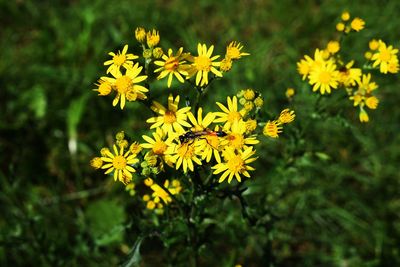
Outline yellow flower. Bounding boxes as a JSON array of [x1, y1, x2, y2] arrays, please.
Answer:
[[308, 60, 339, 94], [388, 57, 399, 74], [359, 108, 369, 123], [146, 94, 192, 136], [365, 96, 379, 109], [297, 55, 314, 80], [350, 17, 365, 32], [100, 144, 139, 184], [90, 157, 103, 169], [93, 78, 112, 96], [326, 41, 340, 54], [336, 22, 345, 32], [187, 107, 216, 132], [358, 73, 378, 94], [341, 11, 350, 21], [129, 142, 142, 155], [152, 47, 164, 59], [166, 142, 203, 173], [226, 120, 259, 151], [149, 179, 182, 204], [212, 147, 257, 183], [220, 58, 232, 72], [371, 40, 399, 74], [285, 88, 295, 99], [278, 109, 295, 124], [154, 47, 189, 88], [104, 45, 138, 76], [364, 51, 373, 60], [369, 39, 379, 51], [214, 96, 246, 130], [225, 41, 250, 60], [146, 29, 160, 47], [338, 61, 362, 87], [187, 43, 222, 86], [263, 120, 282, 138], [104, 63, 148, 109], [254, 96, 264, 108], [141, 127, 173, 157], [135, 27, 146, 43], [243, 89, 256, 100], [245, 119, 257, 134]]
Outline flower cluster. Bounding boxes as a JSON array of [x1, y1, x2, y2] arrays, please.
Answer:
[[91, 27, 295, 213], [297, 11, 398, 122]]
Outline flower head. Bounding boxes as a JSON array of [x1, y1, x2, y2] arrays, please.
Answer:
[[187, 43, 222, 86], [146, 29, 160, 47], [350, 17, 365, 32], [308, 60, 339, 94], [154, 47, 189, 88], [135, 27, 146, 43], [278, 109, 296, 124], [104, 45, 138, 76], [141, 127, 173, 157], [214, 96, 246, 130], [100, 144, 139, 184], [93, 78, 112, 96], [146, 94, 192, 136], [166, 142, 203, 173], [225, 41, 250, 60], [371, 40, 399, 74], [263, 120, 282, 138], [212, 147, 257, 183], [103, 63, 148, 109]]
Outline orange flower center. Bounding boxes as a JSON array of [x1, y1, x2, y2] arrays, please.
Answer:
[[115, 75, 133, 93], [195, 55, 211, 71], [164, 57, 179, 71], [112, 155, 127, 170], [113, 54, 126, 66], [319, 71, 332, 84], [227, 155, 244, 173], [152, 141, 167, 155], [164, 110, 176, 124], [228, 133, 244, 150]]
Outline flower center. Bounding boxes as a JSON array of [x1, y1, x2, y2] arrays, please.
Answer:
[[164, 57, 179, 71], [228, 133, 244, 149], [227, 111, 241, 122], [319, 71, 331, 84], [113, 155, 127, 170], [227, 47, 240, 59], [152, 141, 167, 155], [115, 75, 133, 93], [379, 50, 391, 62], [113, 54, 126, 66], [177, 143, 194, 159], [195, 55, 211, 71], [164, 110, 176, 124], [227, 155, 244, 172]]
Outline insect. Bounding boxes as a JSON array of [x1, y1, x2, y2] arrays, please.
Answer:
[[179, 129, 227, 144]]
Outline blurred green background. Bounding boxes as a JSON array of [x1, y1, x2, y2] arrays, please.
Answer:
[[1, 0, 400, 266]]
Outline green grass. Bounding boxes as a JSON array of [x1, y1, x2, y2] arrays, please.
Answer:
[[1, 0, 400, 266]]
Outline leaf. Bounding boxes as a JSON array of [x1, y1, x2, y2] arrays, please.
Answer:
[[119, 236, 144, 267]]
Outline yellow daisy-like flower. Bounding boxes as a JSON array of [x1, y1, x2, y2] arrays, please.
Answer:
[[104, 45, 138, 76], [226, 120, 259, 151], [149, 179, 182, 204], [358, 73, 378, 94], [263, 120, 282, 138], [212, 147, 257, 183], [93, 78, 112, 96], [336, 22, 345, 32], [146, 94, 192, 136], [154, 47, 190, 88], [166, 142, 203, 173], [341, 11, 350, 21], [350, 17, 365, 32], [369, 39, 380, 51], [141, 127, 173, 157], [135, 27, 146, 43], [338, 61, 362, 87], [371, 40, 399, 74], [187, 107, 215, 132], [387, 57, 399, 74], [100, 144, 139, 184], [225, 41, 250, 60], [308, 61, 339, 94], [220, 58, 232, 72], [214, 96, 246, 130], [103, 63, 148, 109], [90, 157, 103, 169], [297, 55, 314, 80], [188, 43, 222, 86], [278, 109, 296, 124], [365, 96, 379, 109]]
